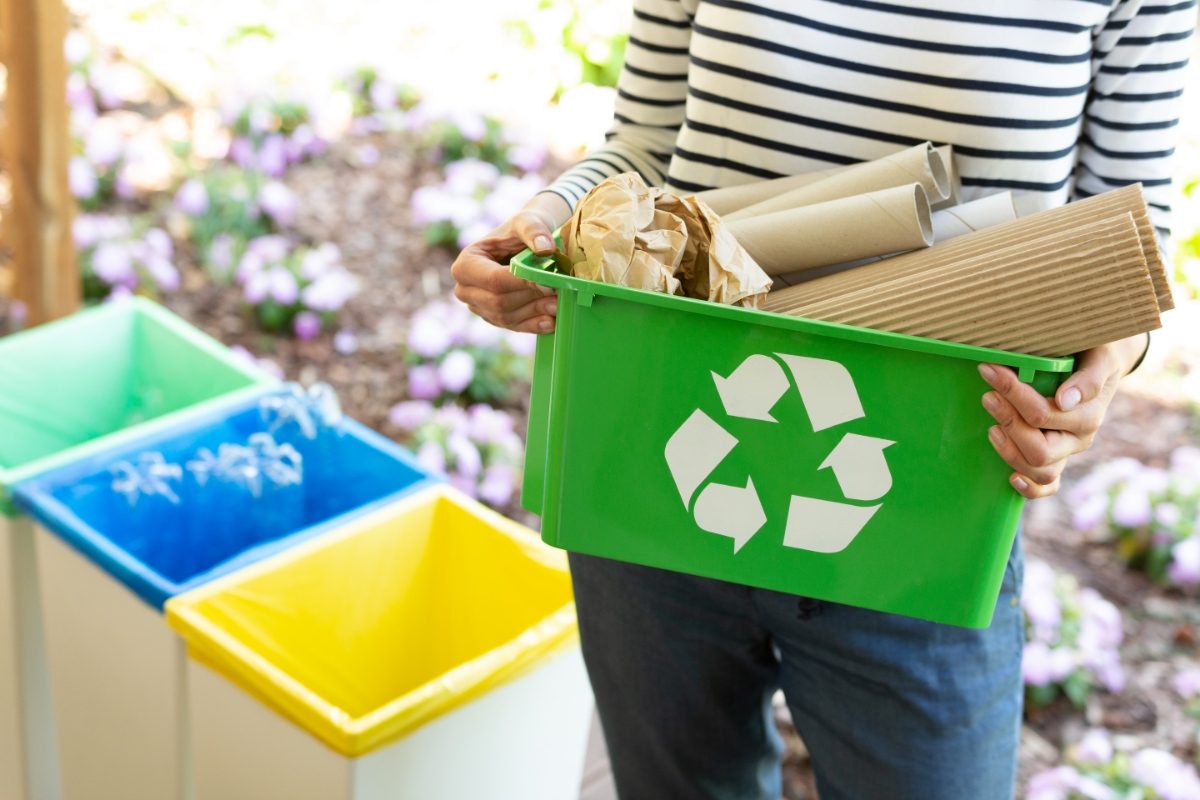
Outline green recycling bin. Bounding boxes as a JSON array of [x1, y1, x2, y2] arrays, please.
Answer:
[[0, 297, 272, 800], [512, 250, 1074, 629]]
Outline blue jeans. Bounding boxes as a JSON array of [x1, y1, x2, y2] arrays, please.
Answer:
[[568, 536, 1025, 800]]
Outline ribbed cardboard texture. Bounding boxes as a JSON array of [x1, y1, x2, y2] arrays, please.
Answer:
[[725, 183, 932, 276], [724, 143, 950, 221], [765, 184, 1170, 313], [766, 213, 1160, 357]]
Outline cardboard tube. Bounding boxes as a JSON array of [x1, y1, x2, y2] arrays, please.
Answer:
[[725, 184, 932, 276], [930, 192, 1017, 241], [693, 170, 838, 216], [931, 145, 959, 211], [768, 191, 1015, 288], [767, 214, 1161, 357], [764, 184, 1169, 313], [725, 143, 950, 221]]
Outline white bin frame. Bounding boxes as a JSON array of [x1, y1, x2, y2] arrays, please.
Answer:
[[1, 514, 62, 800], [34, 525, 187, 800], [186, 644, 595, 800]]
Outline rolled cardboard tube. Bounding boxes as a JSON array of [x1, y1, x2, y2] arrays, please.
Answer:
[[725, 183, 933, 276], [769, 192, 1017, 288], [931, 145, 959, 211], [725, 143, 950, 221], [930, 192, 1016, 241], [693, 170, 838, 216]]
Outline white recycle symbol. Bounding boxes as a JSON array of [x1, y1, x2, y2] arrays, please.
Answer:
[[664, 354, 894, 554]]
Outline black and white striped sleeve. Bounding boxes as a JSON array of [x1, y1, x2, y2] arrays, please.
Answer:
[[541, 0, 692, 210], [1073, 0, 1197, 236]]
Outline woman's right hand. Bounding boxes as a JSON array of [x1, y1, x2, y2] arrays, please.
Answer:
[[451, 193, 571, 334]]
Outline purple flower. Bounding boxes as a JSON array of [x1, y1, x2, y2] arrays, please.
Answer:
[[407, 311, 454, 358], [479, 464, 517, 507], [143, 228, 173, 260], [1071, 494, 1109, 532], [229, 136, 256, 169], [300, 243, 341, 280], [505, 329, 538, 357], [449, 109, 486, 142], [1129, 748, 1200, 800], [246, 235, 291, 263], [415, 440, 446, 474], [69, 156, 98, 199], [457, 220, 494, 250], [444, 158, 500, 195], [1168, 537, 1200, 589], [1172, 666, 1200, 699], [1022, 641, 1055, 687], [257, 134, 288, 177], [66, 72, 95, 112], [1155, 502, 1183, 528], [389, 400, 434, 430], [259, 181, 298, 227], [302, 270, 358, 312], [438, 350, 476, 394], [1026, 765, 1082, 800], [508, 142, 547, 173], [269, 267, 300, 305], [448, 434, 483, 479], [145, 257, 180, 292], [448, 472, 479, 498], [1112, 484, 1153, 528], [174, 178, 209, 216], [411, 185, 452, 225], [293, 310, 321, 340], [1072, 729, 1113, 765], [407, 364, 441, 400], [72, 214, 102, 249], [333, 330, 359, 355], [91, 242, 135, 286], [467, 404, 515, 445]]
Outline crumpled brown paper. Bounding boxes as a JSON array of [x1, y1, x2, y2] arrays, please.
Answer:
[[561, 173, 772, 308]]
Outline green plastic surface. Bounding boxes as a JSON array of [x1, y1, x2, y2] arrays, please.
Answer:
[[512, 250, 1075, 628], [0, 297, 274, 516]]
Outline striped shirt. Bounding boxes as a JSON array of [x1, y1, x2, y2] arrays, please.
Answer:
[[543, 0, 1197, 236]]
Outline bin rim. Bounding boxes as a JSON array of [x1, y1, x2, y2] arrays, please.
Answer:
[[11, 387, 439, 609], [510, 248, 1075, 378], [0, 296, 277, 515], [165, 484, 579, 757]]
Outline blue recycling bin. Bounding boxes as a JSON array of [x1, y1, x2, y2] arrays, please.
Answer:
[[12, 387, 438, 800]]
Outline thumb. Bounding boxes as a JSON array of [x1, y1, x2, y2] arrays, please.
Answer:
[[513, 212, 556, 256], [1055, 349, 1114, 412]]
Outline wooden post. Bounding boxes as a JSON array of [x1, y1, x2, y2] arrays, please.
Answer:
[[1, 0, 79, 325]]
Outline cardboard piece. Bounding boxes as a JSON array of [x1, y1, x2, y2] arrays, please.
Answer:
[[562, 173, 772, 307], [770, 191, 1016, 289], [725, 183, 933, 276], [931, 144, 959, 211], [930, 192, 1017, 241], [765, 212, 1162, 357], [692, 168, 839, 216], [766, 184, 1170, 313], [724, 143, 950, 221]]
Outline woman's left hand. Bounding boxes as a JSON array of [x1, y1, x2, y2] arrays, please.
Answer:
[[978, 334, 1148, 500]]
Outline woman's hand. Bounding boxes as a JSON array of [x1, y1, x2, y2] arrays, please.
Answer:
[[451, 192, 571, 334], [979, 333, 1149, 499]]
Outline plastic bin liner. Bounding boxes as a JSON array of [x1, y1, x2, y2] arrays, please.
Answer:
[[12, 392, 436, 609], [166, 486, 578, 757], [0, 297, 270, 514]]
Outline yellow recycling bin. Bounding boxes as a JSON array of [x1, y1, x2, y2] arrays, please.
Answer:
[[166, 485, 594, 800]]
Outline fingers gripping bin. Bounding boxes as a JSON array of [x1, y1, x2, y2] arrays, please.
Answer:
[[0, 297, 272, 800], [512, 250, 1075, 629], [165, 485, 594, 800], [11, 392, 436, 800]]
